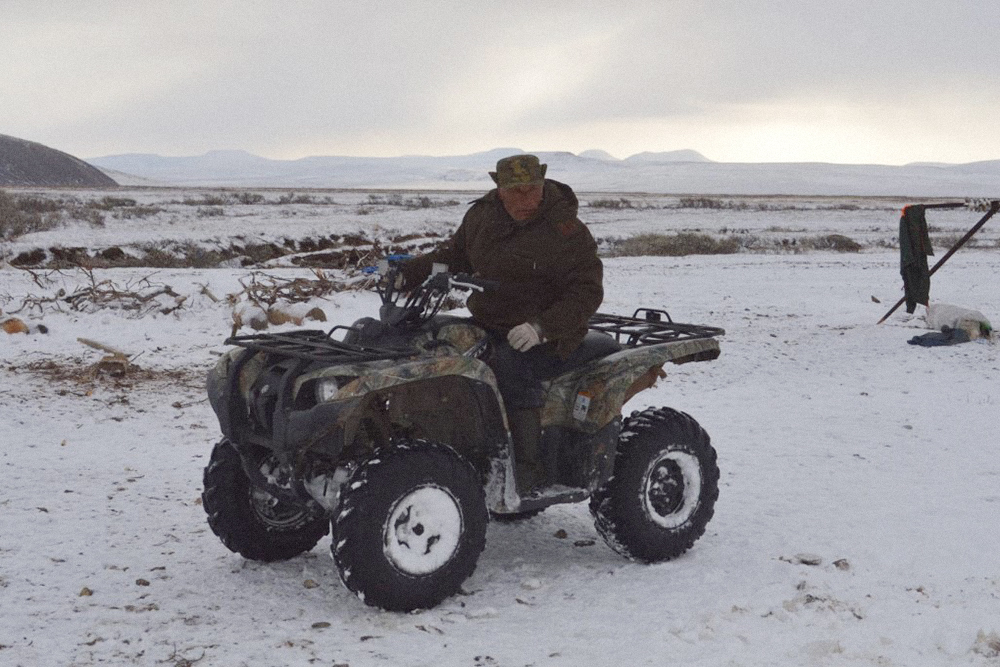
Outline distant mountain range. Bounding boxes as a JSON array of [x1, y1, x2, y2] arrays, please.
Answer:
[[87, 147, 1000, 197], [3, 130, 994, 197]]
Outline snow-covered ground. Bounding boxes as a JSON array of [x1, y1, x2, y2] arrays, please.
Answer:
[[2, 192, 999, 666]]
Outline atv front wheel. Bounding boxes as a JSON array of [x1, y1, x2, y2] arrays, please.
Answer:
[[333, 440, 488, 612], [202, 439, 329, 562], [589, 407, 718, 563]]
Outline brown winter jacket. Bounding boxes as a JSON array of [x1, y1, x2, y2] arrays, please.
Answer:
[[401, 180, 604, 358]]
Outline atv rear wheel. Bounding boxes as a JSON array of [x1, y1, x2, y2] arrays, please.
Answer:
[[202, 439, 329, 562], [589, 407, 718, 563], [333, 440, 488, 612]]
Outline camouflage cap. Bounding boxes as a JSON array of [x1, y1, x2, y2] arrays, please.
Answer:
[[489, 154, 547, 188]]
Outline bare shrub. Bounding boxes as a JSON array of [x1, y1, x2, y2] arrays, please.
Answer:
[[240, 242, 286, 265], [588, 198, 644, 210], [0, 190, 63, 239], [9, 194, 64, 214], [89, 196, 137, 210], [801, 234, 863, 252], [83, 209, 106, 227], [676, 197, 778, 210], [610, 232, 741, 257], [182, 194, 225, 206], [138, 247, 185, 268], [677, 197, 733, 210], [134, 243, 228, 269], [932, 233, 986, 250], [176, 243, 228, 268], [179, 192, 276, 206], [365, 193, 458, 209], [368, 193, 403, 207], [277, 192, 317, 205], [115, 205, 165, 219], [234, 192, 266, 205]]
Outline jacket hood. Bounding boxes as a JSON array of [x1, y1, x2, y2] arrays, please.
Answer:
[[539, 179, 579, 222]]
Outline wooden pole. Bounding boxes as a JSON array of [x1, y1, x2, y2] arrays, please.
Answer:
[[877, 201, 999, 324]]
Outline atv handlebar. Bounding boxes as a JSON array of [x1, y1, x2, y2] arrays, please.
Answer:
[[429, 271, 498, 294], [374, 261, 497, 328]]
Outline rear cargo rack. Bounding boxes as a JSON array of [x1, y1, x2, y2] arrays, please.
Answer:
[[588, 309, 725, 347], [225, 329, 414, 363]]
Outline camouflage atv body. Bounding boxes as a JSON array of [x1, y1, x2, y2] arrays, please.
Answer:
[[202, 268, 723, 611]]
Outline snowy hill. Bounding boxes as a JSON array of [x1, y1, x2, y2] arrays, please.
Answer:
[[624, 149, 712, 163], [87, 148, 1000, 197], [1, 134, 118, 187]]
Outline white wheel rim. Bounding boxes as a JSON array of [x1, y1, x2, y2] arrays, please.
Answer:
[[383, 485, 463, 576], [642, 451, 702, 529]]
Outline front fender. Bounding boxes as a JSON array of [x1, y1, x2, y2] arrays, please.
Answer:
[[331, 356, 501, 402], [307, 357, 509, 467]]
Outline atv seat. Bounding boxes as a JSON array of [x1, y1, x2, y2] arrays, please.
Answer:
[[557, 331, 623, 373], [489, 331, 622, 410]]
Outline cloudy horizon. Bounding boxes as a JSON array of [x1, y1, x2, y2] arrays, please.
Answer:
[[3, 1, 997, 166]]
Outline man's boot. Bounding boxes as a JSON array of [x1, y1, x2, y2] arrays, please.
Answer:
[[507, 408, 545, 496]]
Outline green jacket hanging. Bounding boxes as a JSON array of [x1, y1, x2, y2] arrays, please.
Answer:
[[899, 205, 933, 313]]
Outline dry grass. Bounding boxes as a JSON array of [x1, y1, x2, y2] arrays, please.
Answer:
[[0, 189, 62, 239], [9, 357, 205, 395], [799, 234, 864, 252], [609, 232, 741, 257]]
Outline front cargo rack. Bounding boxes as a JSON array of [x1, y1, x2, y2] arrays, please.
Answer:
[[588, 308, 725, 347], [225, 329, 414, 363]]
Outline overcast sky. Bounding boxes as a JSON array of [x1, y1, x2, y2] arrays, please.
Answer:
[[3, 0, 997, 165]]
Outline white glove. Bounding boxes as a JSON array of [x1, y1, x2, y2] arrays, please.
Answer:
[[507, 322, 543, 352]]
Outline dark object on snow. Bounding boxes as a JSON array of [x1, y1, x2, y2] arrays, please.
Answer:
[[899, 205, 933, 314], [907, 326, 972, 347], [877, 201, 999, 324]]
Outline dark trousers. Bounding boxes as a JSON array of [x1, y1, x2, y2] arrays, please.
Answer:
[[485, 335, 557, 492], [486, 337, 562, 410]]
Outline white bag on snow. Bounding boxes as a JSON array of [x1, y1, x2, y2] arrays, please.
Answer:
[[925, 303, 993, 339]]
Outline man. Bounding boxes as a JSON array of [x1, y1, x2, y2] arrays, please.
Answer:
[[401, 154, 604, 494]]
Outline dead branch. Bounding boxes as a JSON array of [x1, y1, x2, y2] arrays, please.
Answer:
[[77, 337, 129, 356], [236, 269, 348, 308], [198, 284, 220, 302], [10, 268, 187, 318], [15, 266, 66, 289]]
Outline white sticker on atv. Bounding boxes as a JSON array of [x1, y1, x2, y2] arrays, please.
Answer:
[[573, 392, 591, 421]]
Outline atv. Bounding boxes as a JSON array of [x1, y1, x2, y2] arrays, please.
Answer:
[[202, 260, 724, 612]]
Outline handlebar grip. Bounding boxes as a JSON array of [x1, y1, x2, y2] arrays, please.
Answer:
[[452, 273, 500, 291]]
